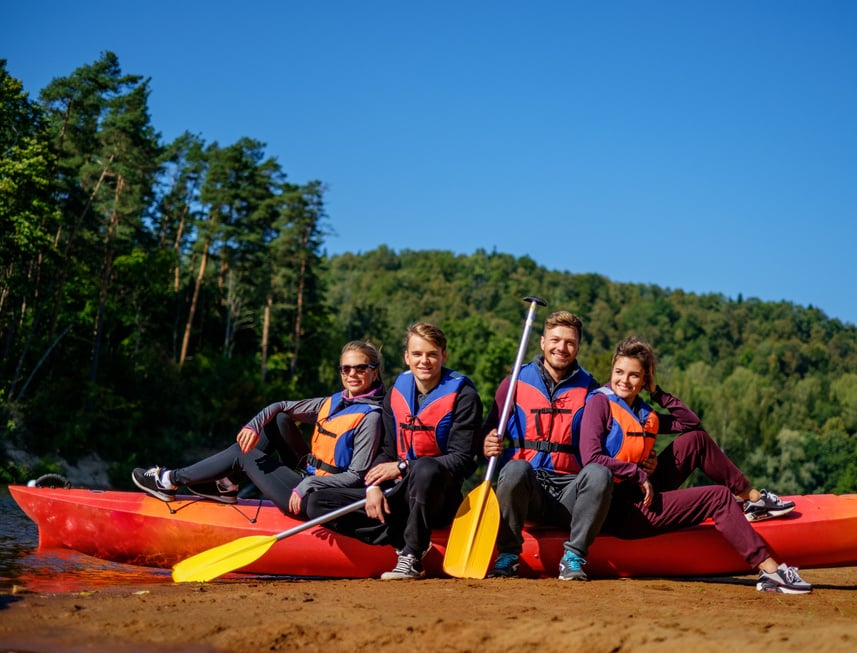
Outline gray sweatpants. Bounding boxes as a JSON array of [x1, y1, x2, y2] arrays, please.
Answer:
[[494, 460, 612, 558]]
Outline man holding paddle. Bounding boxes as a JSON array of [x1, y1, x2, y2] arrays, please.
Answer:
[[482, 310, 612, 580], [305, 322, 483, 580]]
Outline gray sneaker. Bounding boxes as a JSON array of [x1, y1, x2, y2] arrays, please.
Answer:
[[187, 478, 239, 504], [744, 490, 796, 522], [558, 550, 588, 581], [381, 553, 425, 580], [756, 564, 812, 594]]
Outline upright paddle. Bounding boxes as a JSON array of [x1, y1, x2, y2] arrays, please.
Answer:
[[172, 491, 388, 583], [442, 295, 547, 579]]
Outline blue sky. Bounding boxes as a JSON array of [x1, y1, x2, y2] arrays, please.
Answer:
[[5, 1, 857, 326]]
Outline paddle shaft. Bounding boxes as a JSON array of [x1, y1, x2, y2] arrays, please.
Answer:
[[172, 485, 399, 583], [441, 295, 547, 578], [271, 486, 395, 542], [483, 295, 546, 482]]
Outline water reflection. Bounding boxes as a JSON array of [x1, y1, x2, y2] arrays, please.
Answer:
[[1, 486, 173, 593]]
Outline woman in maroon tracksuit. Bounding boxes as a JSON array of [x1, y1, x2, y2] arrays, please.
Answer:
[[579, 336, 812, 594]]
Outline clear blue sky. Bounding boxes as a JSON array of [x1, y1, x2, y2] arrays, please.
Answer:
[[5, 1, 857, 326]]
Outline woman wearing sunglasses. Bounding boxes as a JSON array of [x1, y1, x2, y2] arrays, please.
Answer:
[[132, 341, 385, 517]]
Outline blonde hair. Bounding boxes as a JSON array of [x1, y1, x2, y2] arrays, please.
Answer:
[[341, 340, 382, 368], [404, 322, 447, 352]]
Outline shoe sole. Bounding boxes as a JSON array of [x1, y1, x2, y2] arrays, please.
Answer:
[[132, 476, 175, 502], [558, 574, 589, 581], [380, 572, 425, 580], [756, 580, 811, 594], [745, 505, 796, 522], [187, 488, 238, 504]]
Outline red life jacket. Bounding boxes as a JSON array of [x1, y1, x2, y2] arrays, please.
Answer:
[[504, 363, 595, 474], [390, 369, 471, 460]]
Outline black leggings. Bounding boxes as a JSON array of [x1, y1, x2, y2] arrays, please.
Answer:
[[305, 457, 462, 556], [172, 414, 310, 514]]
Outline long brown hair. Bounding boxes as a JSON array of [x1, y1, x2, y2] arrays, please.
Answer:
[[612, 336, 657, 387]]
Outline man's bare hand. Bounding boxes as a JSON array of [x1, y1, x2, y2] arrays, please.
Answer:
[[363, 462, 400, 487], [365, 486, 389, 522], [483, 429, 503, 458]]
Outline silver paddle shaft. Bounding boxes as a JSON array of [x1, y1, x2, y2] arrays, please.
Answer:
[[483, 296, 546, 482]]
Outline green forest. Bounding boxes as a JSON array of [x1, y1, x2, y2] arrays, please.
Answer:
[[3, 54, 857, 495]]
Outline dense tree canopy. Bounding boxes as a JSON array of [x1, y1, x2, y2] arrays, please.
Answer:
[[2, 55, 856, 494]]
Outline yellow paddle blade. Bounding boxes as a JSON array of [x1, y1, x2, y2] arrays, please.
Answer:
[[442, 481, 500, 579], [172, 534, 278, 583]]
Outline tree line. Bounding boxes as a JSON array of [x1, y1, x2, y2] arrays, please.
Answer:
[[2, 54, 856, 494]]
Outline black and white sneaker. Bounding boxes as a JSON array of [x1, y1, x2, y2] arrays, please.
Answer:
[[132, 466, 177, 502], [756, 564, 812, 594], [744, 490, 796, 522], [380, 552, 425, 580], [187, 478, 239, 504]]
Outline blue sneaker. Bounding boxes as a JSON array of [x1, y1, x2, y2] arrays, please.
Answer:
[[558, 550, 588, 581], [487, 552, 519, 578]]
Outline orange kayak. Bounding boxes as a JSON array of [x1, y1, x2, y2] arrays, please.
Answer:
[[10, 485, 857, 579]]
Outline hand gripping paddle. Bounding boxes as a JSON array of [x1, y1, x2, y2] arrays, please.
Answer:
[[442, 295, 546, 579], [173, 489, 393, 583]]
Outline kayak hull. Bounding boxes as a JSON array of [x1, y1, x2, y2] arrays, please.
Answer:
[[10, 486, 857, 579]]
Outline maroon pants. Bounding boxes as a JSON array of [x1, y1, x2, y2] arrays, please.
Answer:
[[605, 429, 770, 568]]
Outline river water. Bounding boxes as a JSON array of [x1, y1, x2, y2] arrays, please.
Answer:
[[0, 486, 173, 592]]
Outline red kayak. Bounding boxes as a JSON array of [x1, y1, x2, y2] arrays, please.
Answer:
[[10, 485, 857, 579]]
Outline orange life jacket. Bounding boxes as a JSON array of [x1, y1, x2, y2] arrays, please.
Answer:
[[591, 386, 659, 466], [305, 393, 380, 476]]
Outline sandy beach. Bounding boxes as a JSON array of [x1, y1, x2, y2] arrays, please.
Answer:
[[2, 566, 857, 653]]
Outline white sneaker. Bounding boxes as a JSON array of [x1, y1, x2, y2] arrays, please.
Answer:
[[381, 553, 425, 580]]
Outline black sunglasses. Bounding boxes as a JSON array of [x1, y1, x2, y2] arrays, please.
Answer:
[[338, 364, 377, 375]]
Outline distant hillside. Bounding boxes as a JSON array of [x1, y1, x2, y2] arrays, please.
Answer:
[[323, 247, 857, 494]]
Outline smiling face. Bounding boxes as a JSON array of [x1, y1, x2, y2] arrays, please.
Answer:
[[540, 324, 580, 382], [403, 334, 447, 394], [610, 355, 646, 404], [338, 350, 379, 397]]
